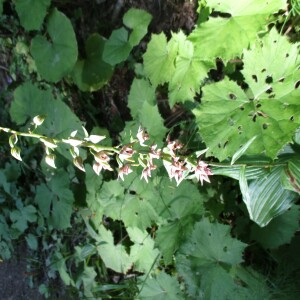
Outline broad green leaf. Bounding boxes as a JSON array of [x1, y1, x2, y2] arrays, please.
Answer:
[[169, 35, 213, 106], [245, 167, 298, 227], [127, 227, 160, 273], [194, 30, 300, 160], [189, 0, 286, 60], [31, 8, 78, 82], [233, 266, 271, 300], [128, 78, 156, 116], [123, 8, 152, 47], [284, 157, 300, 193], [103, 8, 151, 65], [137, 272, 184, 300], [231, 136, 257, 165], [72, 34, 113, 92], [35, 171, 74, 229], [96, 225, 132, 273], [143, 32, 179, 87], [242, 28, 300, 100], [103, 28, 131, 65], [10, 82, 82, 138], [15, 0, 51, 31], [10, 205, 37, 233], [176, 218, 247, 299], [251, 205, 300, 249], [127, 79, 167, 142], [154, 178, 205, 264], [77, 266, 97, 297], [138, 102, 167, 142], [194, 77, 300, 161]]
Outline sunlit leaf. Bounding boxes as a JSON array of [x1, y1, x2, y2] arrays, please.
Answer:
[[138, 272, 184, 300], [189, 0, 285, 60]]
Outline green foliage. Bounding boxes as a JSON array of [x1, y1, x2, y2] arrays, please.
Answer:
[[251, 205, 300, 249], [137, 272, 184, 300], [103, 8, 152, 65], [190, 0, 286, 60], [31, 8, 78, 82], [1, 1, 300, 299], [72, 34, 113, 92], [176, 218, 247, 299], [14, 0, 51, 31], [143, 31, 213, 106], [10, 82, 82, 138], [240, 166, 298, 227], [35, 171, 74, 229]]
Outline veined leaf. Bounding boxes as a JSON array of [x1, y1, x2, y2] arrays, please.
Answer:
[[231, 136, 257, 165], [176, 218, 247, 299], [284, 157, 300, 193], [127, 79, 167, 142], [127, 227, 160, 273], [189, 0, 286, 60], [251, 205, 300, 249], [31, 8, 78, 82], [15, 0, 51, 31], [96, 225, 132, 273], [245, 167, 298, 227], [35, 171, 74, 229], [169, 36, 213, 106], [137, 272, 184, 300], [143, 32, 179, 87]]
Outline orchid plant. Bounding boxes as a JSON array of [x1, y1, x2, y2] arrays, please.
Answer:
[[0, 116, 213, 187]]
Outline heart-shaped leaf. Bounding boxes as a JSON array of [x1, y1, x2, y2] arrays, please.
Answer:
[[31, 8, 78, 82], [15, 0, 51, 31], [72, 34, 113, 92]]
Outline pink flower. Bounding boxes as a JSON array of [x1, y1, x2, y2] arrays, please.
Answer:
[[193, 160, 212, 185], [141, 163, 157, 183], [169, 158, 187, 186], [167, 136, 183, 157], [119, 145, 135, 161], [136, 126, 149, 146], [149, 144, 161, 163], [118, 164, 133, 181], [93, 151, 113, 175]]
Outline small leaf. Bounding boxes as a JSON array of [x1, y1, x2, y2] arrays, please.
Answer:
[[73, 156, 85, 172], [11, 147, 22, 161], [9, 135, 18, 148], [103, 28, 131, 65], [45, 154, 56, 169], [87, 134, 106, 144], [69, 146, 79, 158], [62, 138, 83, 147], [40, 137, 57, 149], [231, 136, 257, 165]]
